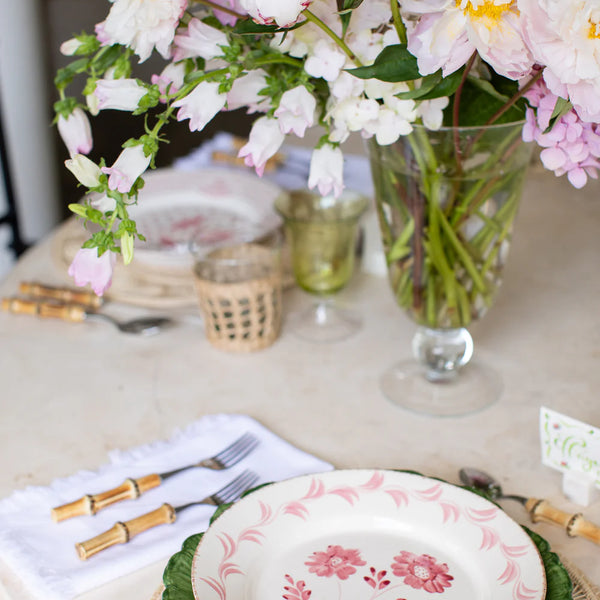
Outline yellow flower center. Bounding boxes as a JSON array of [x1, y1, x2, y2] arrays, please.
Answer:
[[588, 20, 600, 39], [457, 0, 515, 21]]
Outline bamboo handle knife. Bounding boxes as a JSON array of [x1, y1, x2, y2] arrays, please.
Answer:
[[526, 498, 600, 545], [19, 282, 102, 309]]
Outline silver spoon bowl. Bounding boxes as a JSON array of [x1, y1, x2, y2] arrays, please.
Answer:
[[85, 312, 173, 335]]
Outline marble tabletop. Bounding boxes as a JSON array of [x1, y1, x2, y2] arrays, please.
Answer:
[[0, 168, 599, 599]]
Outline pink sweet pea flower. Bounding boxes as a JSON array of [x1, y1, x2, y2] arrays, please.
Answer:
[[94, 79, 147, 111], [239, 0, 312, 27], [101, 145, 151, 193], [238, 116, 285, 176], [308, 144, 344, 198], [95, 0, 187, 62], [58, 108, 93, 156], [151, 63, 186, 101], [211, 0, 248, 25], [172, 81, 227, 132], [68, 248, 116, 296], [274, 85, 316, 137]]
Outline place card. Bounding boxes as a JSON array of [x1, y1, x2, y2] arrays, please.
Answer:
[[540, 406, 600, 505]]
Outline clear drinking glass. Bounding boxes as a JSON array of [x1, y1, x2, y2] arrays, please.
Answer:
[[275, 190, 368, 343]]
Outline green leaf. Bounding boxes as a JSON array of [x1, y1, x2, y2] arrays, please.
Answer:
[[54, 58, 89, 90], [91, 44, 123, 73], [233, 20, 280, 35], [444, 77, 526, 127], [543, 97, 573, 134], [53, 97, 79, 119], [416, 67, 465, 101], [394, 72, 442, 100], [346, 44, 421, 82]]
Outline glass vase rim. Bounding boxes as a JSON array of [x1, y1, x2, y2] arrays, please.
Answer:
[[274, 190, 368, 224], [410, 120, 526, 133]]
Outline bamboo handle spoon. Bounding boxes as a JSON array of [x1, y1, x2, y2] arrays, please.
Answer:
[[459, 467, 600, 546], [19, 281, 103, 309], [1, 297, 172, 335]]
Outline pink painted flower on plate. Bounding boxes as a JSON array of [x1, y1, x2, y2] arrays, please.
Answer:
[[391, 551, 453, 594], [305, 545, 366, 580]]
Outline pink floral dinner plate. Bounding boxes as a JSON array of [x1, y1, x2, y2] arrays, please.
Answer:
[[127, 167, 284, 268], [191, 469, 546, 600]]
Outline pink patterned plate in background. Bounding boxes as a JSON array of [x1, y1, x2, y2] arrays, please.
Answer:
[[126, 167, 284, 268], [191, 469, 546, 600]]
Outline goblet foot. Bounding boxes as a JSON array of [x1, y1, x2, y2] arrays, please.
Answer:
[[380, 327, 502, 417], [287, 299, 362, 343]]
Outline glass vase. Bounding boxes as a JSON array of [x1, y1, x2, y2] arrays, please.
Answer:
[[368, 122, 533, 416]]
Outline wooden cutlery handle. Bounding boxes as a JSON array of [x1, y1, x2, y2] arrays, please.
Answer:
[[526, 498, 600, 545], [76, 503, 176, 560], [19, 282, 102, 309], [51, 474, 162, 522], [1, 297, 87, 322]]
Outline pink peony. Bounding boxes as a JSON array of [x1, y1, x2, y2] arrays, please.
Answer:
[[68, 248, 116, 296], [304, 545, 366, 580], [391, 551, 453, 594]]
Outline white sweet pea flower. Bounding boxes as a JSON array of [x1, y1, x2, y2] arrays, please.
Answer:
[[90, 194, 117, 213], [329, 96, 380, 133], [274, 86, 316, 137], [226, 70, 269, 112], [94, 79, 147, 111], [173, 81, 227, 132], [151, 62, 186, 99], [65, 154, 103, 188], [308, 144, 344, 198], [60, 38, 83, 56], [238, 116, 285, 176], [101, 145, 151, 193], [362, 102, 415, 145], [330, 71, 365, 100], [239, 0, 312, 27], [305, 39, 347, 82], [58, 107, 93, 156], [95, 0, 187, 62], [172, 18, 228, 61]]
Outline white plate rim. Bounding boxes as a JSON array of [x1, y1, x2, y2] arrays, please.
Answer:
[[125, 167, 285, 267], [191, 469, 547, 600]]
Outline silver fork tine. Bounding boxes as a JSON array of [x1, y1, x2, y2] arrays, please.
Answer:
[[212, 469, 260, 504], [211, 432, 259, 468]]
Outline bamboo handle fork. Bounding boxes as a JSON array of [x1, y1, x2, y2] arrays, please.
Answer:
[[51, 432, 259, 522]]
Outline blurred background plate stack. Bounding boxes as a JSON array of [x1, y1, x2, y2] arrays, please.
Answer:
[[51, 167, 285, 309]]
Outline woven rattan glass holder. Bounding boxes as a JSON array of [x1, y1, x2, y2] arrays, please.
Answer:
[[193, 242, 283, 352]]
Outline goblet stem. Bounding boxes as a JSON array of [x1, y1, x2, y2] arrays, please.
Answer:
[[412, 327, 474, 383]]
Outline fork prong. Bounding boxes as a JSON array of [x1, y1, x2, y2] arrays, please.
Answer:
[[213, 469, 260, 505], [214, 432, 259, 468]]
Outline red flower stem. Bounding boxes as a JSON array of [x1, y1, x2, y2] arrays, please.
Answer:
[[452, 53, 477, 175]]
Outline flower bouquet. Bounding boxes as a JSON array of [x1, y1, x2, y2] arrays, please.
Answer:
[[55, 0, 600, 299]]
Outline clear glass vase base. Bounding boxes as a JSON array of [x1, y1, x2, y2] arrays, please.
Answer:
[[380, 359, 503, 417], [287, 303, 362, 343]]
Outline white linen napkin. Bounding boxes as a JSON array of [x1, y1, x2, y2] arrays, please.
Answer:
[[0, 413, 333, 600]]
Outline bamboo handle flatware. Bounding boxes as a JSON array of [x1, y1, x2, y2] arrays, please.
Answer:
[[76, 470, 259, 560], [459, 467, 600, 546], [18, 281, 102, 309], [52, 432, 259, 522], [2, 297, 87, 322]]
